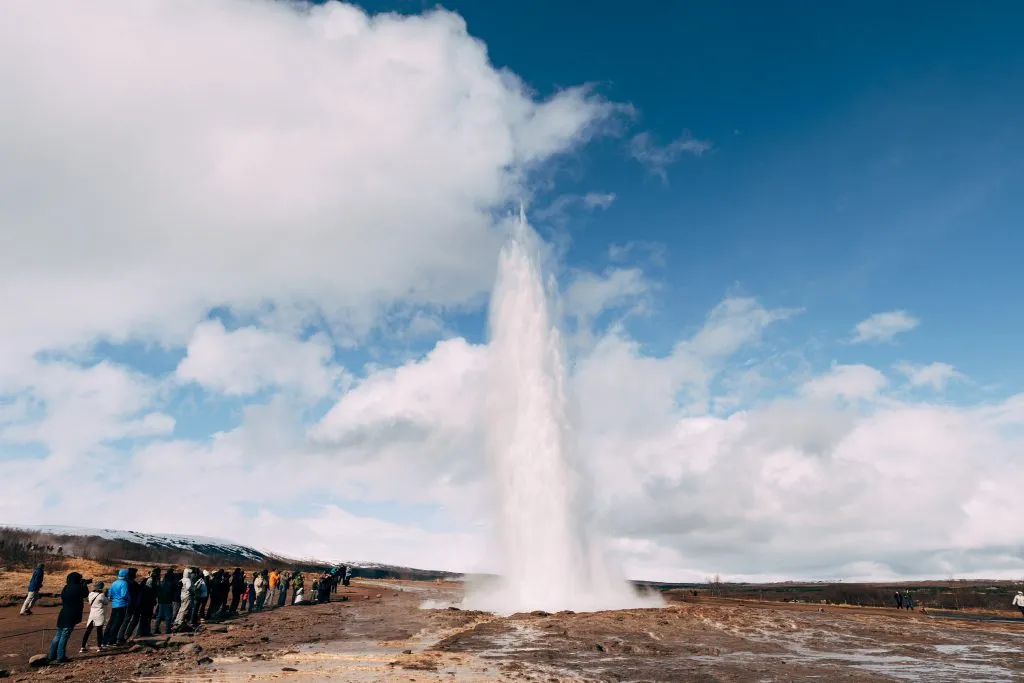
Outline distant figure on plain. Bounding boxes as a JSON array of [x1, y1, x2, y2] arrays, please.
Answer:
[[1012, 591, 1024, 617], [903, 590, 914, 611], [893, 591, 903, 609], [20, 562, 45, 615]]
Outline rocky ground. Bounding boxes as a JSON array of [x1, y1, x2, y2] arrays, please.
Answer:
[[1, 580, 1022, 681]]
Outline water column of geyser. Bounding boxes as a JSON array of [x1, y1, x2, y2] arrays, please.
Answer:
[[464, 208, 657, 615]]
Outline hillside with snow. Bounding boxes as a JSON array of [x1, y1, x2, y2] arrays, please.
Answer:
[[1, 525, 460, 580], [18, 525, 269, 562]]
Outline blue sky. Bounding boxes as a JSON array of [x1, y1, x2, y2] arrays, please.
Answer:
[[1, 0, 1022, 580], [353, 0, 1024, 393]]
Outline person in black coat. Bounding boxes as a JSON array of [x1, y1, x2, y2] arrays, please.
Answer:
[[154, 569, 178, 634], [317, 573, 332, 604], [207, 569, 227, 620], [49, 572, 90, 663], [135, 568, 159, 637], [117, 568, 141, 642], [229, 568, 245, 615]]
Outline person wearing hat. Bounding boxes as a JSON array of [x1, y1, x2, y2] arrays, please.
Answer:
[[1013, 590, 1024, 618], [81, 581, 108, 652]]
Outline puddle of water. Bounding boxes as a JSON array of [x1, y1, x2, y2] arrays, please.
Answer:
[[680, 610, 1022, 683]]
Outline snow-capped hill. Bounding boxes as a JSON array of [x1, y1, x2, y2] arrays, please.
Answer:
[[2, 525, 461, 581], [10, 525, 270, 563]]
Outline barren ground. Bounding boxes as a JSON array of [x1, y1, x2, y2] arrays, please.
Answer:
[[0, 579, 1021, 682]]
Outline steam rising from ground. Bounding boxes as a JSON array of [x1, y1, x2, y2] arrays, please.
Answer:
[[461, 214, 661, 615]]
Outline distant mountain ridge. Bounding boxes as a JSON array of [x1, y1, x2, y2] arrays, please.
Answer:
[[21, 525, 269, 561], [1, 525, 461, 581]]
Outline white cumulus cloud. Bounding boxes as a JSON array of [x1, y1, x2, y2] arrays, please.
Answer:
[[801, 363, 889, 400], [0, 0, 621, 372], [895, 361, 963, 390], [176, 321, 343, 399], [852, 310, 920, 343]]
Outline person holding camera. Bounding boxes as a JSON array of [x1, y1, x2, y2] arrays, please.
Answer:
[[48, 572, 90, 664]]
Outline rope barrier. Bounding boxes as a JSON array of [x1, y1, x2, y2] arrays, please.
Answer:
[[0, 626, 54, 640]]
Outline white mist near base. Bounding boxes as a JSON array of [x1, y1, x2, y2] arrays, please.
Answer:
[[462, 211, 660, 615]]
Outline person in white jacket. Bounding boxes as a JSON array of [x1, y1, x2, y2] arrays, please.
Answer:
[[253, 571, 268, 612], [1012, 591, 1024, 617], [174, 569, 195, 630], [80, 581, 108, 652]]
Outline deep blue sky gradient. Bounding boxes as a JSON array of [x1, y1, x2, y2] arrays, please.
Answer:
[[347, 0, 1024, 392]]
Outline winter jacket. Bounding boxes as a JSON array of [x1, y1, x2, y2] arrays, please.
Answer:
[[157, 574, 177, 605], [254, 575, 267, 595], [268, 571, 279, 589], [56, 573, 90, 628], [139, 574, 159, 611], [108, 569, 132, 609], [230, 570, 245, 594], [179, 574, 193, 602], [1013, 592, 1024, 607], [125, 569, 142, 614], [87, 590, 108, 626], [195, 577, 208, 600], [27, 565, 45, 592]]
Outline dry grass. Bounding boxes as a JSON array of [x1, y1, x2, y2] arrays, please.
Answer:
[[0, 558, 141, 601]]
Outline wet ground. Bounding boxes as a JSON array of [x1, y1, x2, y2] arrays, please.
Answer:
[[2, 581, 1022, 681]]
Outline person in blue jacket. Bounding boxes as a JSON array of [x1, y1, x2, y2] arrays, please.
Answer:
[[20, 563, 45, 615], [104, 569, 131, 646]]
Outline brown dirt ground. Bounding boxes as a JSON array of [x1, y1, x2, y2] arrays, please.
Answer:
[[0, 580, 405, 681], [1, 580, 1022, 682]]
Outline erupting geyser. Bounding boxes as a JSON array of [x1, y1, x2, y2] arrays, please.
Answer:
[[463, 208, 659, 615]]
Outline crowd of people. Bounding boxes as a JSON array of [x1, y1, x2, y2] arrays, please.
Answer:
[[19, 562, 353, 665]]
